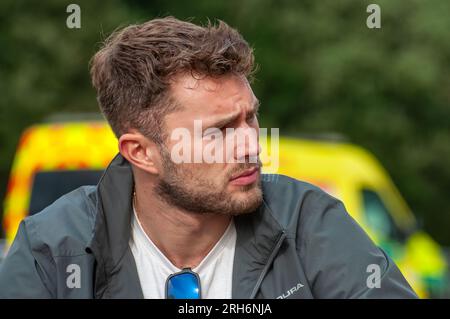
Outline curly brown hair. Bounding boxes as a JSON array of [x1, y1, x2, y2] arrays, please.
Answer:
[[90, 16, 255, 142]]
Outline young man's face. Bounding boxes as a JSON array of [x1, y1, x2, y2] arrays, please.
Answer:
[[154, 73, 263, 216]]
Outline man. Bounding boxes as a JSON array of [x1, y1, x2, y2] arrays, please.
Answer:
[[0, 17, 417, 299]]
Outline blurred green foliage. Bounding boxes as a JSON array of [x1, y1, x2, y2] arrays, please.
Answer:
[[0, 0, 449, 244]]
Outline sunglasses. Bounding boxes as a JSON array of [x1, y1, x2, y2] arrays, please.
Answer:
[[165, 268, 202, 299]]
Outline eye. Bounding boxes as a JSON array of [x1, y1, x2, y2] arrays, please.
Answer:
[[246, 112, 258, 123], [203, 127, 225, 138]]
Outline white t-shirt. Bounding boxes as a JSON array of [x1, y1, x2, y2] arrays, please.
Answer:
[[129, 206, 236, 299]]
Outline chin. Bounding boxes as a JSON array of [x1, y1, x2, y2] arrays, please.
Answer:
[[228, 187, 263, 216]]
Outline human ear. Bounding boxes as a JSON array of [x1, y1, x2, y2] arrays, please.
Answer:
[[118, 131, 160, 175]]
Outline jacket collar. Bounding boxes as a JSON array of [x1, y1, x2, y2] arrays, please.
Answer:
[[87, 153, 286, 298], [87, 153, 139, 298]]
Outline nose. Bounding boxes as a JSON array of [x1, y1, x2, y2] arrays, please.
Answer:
[[233, 126, 261, 164]]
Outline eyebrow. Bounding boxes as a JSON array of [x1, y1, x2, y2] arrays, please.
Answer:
[[205, 99, 260, 130]]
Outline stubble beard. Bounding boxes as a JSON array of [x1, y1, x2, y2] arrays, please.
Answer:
[[154, 149, 263, 216]]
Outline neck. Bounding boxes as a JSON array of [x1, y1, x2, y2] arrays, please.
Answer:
[[134, 184, 232, 270]]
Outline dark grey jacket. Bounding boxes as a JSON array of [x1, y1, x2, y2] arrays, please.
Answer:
[[0, 154, 418, 299]]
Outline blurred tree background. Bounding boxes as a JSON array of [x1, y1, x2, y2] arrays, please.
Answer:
[[0, 0, 449, 244]]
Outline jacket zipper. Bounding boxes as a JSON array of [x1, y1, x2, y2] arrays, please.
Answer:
[[250, 231, 287, 299]]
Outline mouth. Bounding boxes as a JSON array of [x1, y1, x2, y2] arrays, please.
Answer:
[[229, 166, 260, 186]]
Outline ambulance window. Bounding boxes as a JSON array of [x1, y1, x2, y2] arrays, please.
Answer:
[[362, 189, 405, 242], [29, 170, 104, 216]]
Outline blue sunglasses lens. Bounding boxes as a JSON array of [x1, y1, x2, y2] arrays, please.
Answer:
[[166, 270, 201, 299]]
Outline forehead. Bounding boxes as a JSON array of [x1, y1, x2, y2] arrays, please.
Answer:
[[169, 74, 256, 120]]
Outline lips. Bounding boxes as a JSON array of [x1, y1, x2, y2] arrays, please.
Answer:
[[229, 167, 260, 186]]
